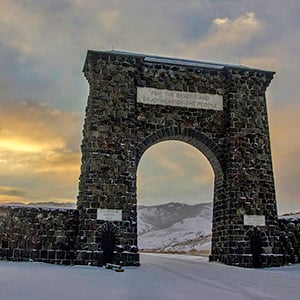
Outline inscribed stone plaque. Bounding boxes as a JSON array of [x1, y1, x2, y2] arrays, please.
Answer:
[[97, 209, 122, 221], [244, 215, 266, 226], [0, 210, 8, 217], [137, 87, 223, 111]]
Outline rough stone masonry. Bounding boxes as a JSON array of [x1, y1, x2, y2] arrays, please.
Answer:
[[1, 50, 298, 267]]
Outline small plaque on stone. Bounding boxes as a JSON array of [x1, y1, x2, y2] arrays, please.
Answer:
[[97, 209, 122, 221], [0, 210, 8, 217], [244, 214, 266, 226]]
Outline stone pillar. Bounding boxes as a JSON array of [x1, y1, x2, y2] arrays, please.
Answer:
[[77, 53, 140, 265], [217, 69, 282, 267]]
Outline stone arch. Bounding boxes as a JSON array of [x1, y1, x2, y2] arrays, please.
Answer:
[[246, 227, 268, 241], [96, 222, 121, 238], [0, 233, 8, 249], [246, 227, 268, 268], [77, 50, 281, 268], [136, 126, 225, 187], [96, 222, 121, 264]]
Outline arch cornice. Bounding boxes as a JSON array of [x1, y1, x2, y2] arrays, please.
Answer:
[[96, 222, 120, 237], [136, 126, 225, 187]]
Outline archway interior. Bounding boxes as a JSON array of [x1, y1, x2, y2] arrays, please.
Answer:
[[137, 140, 214, 256], [102, 231, 115, 264]]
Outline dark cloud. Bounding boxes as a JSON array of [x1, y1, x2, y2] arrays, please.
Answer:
[[0, 0, 300, 211], [1, 0, 298, 110], [0, 186, 27, 197]]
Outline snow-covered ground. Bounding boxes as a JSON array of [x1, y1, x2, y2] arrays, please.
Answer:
[[1, 253, 300, 300]]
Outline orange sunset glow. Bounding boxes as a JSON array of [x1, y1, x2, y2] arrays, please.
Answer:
[[0, 1, 300, 214]]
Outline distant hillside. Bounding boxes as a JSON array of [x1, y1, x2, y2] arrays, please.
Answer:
[[138, 202, 213, 254], [0, 202, 76, 209], [279, 211, 300, 220], [137, 204, 300, 254]]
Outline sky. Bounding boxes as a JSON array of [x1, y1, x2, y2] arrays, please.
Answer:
[[0, 0, 300, 214]]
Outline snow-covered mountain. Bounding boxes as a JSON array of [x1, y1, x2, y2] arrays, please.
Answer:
[[137, 202, 212, 254], [0, 202, 76, 209], [280, 212, 300, 220]]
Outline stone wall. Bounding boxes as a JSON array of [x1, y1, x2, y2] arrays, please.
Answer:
[[278, 217, 300, 264], [0, 203, 299, 267], [0, 206, 78, 265]]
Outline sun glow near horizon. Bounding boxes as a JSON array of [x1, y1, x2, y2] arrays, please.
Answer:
[[137, 141, 214, 207]]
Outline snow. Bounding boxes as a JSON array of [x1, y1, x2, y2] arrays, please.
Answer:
[[139, 214, 211, 251], [138, 203, 212, 252], [279, 213, 300, 220], [1, 254, 300, 300], [0, 202, 76, 210]]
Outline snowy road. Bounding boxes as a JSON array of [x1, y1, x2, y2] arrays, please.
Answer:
[[142, 254, 300, 299], [0, 254, 300, 300]]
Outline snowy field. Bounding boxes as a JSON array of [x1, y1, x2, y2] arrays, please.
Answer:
[[1, 254, 300, 300]]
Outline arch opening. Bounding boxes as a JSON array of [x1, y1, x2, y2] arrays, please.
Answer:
[[102, 231, 115, 264], [136, 127, 225, 188], [246, 228, 268, 268], [137, 140, 216, 257], [96, 222, 120, 265]]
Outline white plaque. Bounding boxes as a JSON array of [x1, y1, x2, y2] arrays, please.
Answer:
[[137, 87, 223, 111], [0, 210, 8, 217], [244, 215, 266, 226], [97, 209, 122, 221]]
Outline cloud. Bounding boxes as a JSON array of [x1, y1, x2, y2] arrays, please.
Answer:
[[0, 0, 88, 111], [208, 12, 261, 47], [268, 103, 300, 213], [180, 12, 262, 62], [0, 185, 29, 204], [0, 101, 82, 150], [0, 0, 300, 213], [145, 143, 185, 175], [137, 141, 214, 206], [0, 101, 82, 203], [98, 10, 119, 32], [0, 186, 27, 197]]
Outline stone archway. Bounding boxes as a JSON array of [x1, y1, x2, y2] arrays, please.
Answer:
[[96, 222, 120, 265], [136, 127, 224, 257], [77, 50, 282, 267], [246, 227, 268, 268]]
